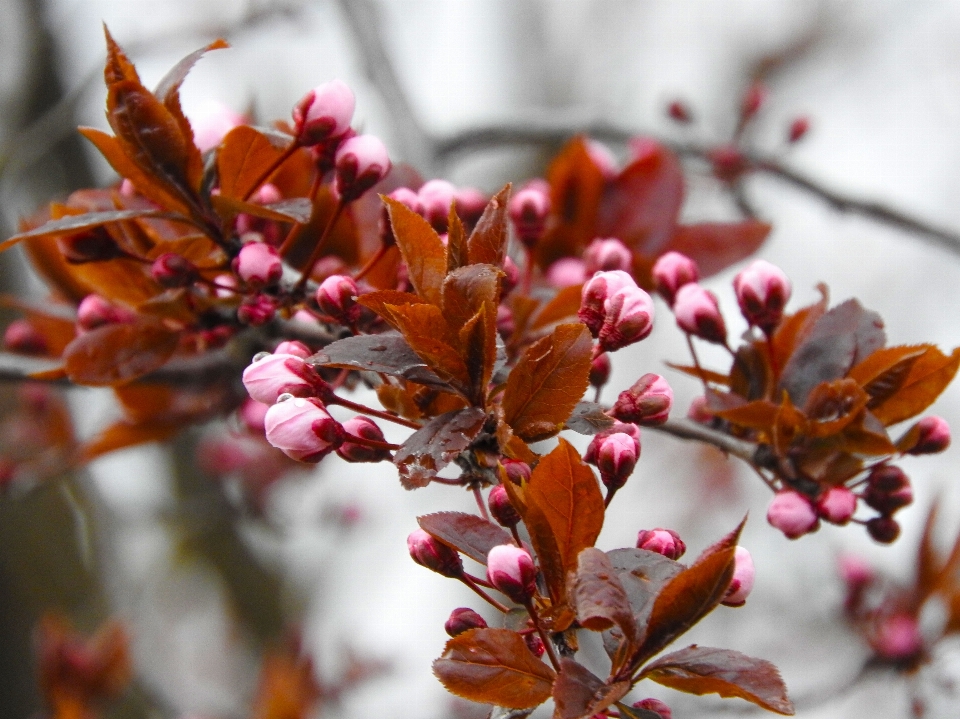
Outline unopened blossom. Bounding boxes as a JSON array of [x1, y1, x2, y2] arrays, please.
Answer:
[[237, 294, 277, 326], [264, 396, 344, 463], [455, 187, 487, 225], [721, 547, 755, 607], [866, 516, 901, 544], [487, 485, 521, 528], [337, 416, 391, 463], [908, 416, 950, 455], [788, 116, 810, 143], [407, 528, 463, 578], [589, 352, 611, 389], [189, 100, 245, 152], [3, 320, 47, 355], [872, 614, 923, 661], [77, 295, 135, 331], [234, 243, 282, 287], [418, 179, 458, 231], [316, 274, 360, 325], [546, 258, 587, 288], [444, 608, 487, 637], [611, 373, 673, 426], [273, 341, 312, 359], [733, 260, 792, 333], [651, 251, 699, 306], [584, 237, 632, 274], [501, 459, 531, 485], [292, 80, 355, 145], [767, 490, 819, 539], [816, 487, 858, 525], [334, 134, 391, 201], [242, 353, 315, 404], [586, 431, 639, 491], [741, 82, 768, 121], [636, 529, 686, 560], [508, 184, 551, 248], [151, 253, 197, 288], [633, 698, 673, 719], [487, 544, 537, 604], [673, 283, 727, 345], [863, 466, 913, 515], [579, 270, 654, 351]]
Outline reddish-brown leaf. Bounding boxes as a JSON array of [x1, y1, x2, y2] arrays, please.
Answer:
[[433, 628, 556, 709], [393, 408, 486, 489], [502, 323, 593, 442], [804, 379, 869, 437], [664, 221, 770, 279], [447, 208, 468, 273], [552, 659, 630, 719], [459, 303, 498, 403], [605, 549, 683, 648], [869, 346, 960, 426], [0, 209, 172, 252], [63, 320, 179, 386], [640, 645, 794, 715], [531, 285, 585, 331], [633, 520, 743, 667], [712, 400, 779, 432], [356, 289, 422, 321], [387, 303, 472, 394], [79, 419, 180, 462], [384, 196, 447, 305], [217, 126, 287, 200], [310, 331, 451, 390], [770, 287, 828, 377], [666, 363, 731, 387], [442, 264, 502, 339], [467, 185, 511, 267], [847, 345, 929, 400], [418, 511, 513, 565]]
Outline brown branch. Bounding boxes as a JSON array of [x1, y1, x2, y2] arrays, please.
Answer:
[[647, 418, 759, 466]]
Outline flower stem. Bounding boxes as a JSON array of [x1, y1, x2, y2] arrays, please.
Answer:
[[329, 395, 420, 430], [523, 599, 561, 671], [460, 575, 510, 613]]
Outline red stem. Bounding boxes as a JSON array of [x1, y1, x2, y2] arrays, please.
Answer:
[[473, 486, 490, 521], [329, 395, 420, 430], [354, 244, 389, 282], [460, 575, 510, 613], [295, 200, 346, 292], [343, 431, 399, 452], [522, 599, 561, 671], [242, 141, 301, 202]]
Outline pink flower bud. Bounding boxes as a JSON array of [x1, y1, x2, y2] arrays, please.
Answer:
[[584, 237, 632, 275], [488, 484, 521, 528], [502, 459, 531, 485], [388, 187, 423, 214], [788, 116, 810, 144], [673, 283, 727, 345], [741, 82, 767, 121], [589, 352, 611, 389], [337, 416, 391, 463], [3, 320, 47, 355], [733, 260, 792, 333], [455, 187, 487, 226], [586, 431, 639, 491], [687, 395, 714, 424], [598, 285, 655, 352], [189, 100, 245, 152], [908, 416, 951, 455], [486, 544, 537, 604], [578, 270, 637, 337], [873, 614, 923, 661], [838, 553, 874, 589], [334, 134, 391, 201], [264, 396, 344, 462], [151, 253, 197, 288], [417, 179, 458, 231], [407, 528, 463, 578], [632, 698, 672, 719], [611, 373, 673, 426], [239, 398, 270, 432], [767, 490, 819, 539], [501, 256, 520, 296], [636, 529, 686, 560], [816, 486, 857, 525], [866, 516, 900, 544], [546, 258, 587, 288], [293, 80, 355, 145], [496, 304, 515, 338], [444, 608, 487, 637], [722, 546, 755, 607], [652, 251, 699, 306], [274, 341, 312, 359], [585, 139, 618, 179], [234, 243, 282, 288], [237, 294, 277, 326], [508, 185, 551, 247], [243, 352, 315, 404], [316, 274, 360, 325], [667, 99, 692, 123], [708, 145, 749, 183], [76, 295, 135, 331], [864, 466, 912, 515]]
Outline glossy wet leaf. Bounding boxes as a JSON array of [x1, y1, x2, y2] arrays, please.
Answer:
[[552, 659, 630, 719], [467, 185, 510, 267], [311, 332, 451, 389], [217, 126, 287, 200], [63, 320, 179, 386], [393, 408, 486, 489], [418, 511, 512, 565], [565, 401, 616, 435], [384, 196, 447, 305]]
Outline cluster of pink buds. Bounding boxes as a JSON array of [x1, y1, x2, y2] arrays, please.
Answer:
[[507, 181, 551, 248], [584, 423, 640, 493], [578, 270, 655, 352], [610, 373, 673, 426]]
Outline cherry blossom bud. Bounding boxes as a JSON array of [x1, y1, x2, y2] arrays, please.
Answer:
[[316, 274, 360, 325], [502, 459, 531, 485], [292, 80, 355, 145], [508, 185, 551, 248], [455, 187, 487, 225], [788, 116, 810, 144], [264, 396, 344, 462], [151, 253, 197, 288], [239, 398, 269, 432], [334, 134, 391, 201], [579, 270, 637, 337], [873, 614, 923, 661], [864, 466, 912, 514], [274, 341, 312, 358], [589, 352, 611, 389], [243, 352, 315, 404], [611, 373, 673, 426], [584, 237, 632, 274], [652, 251, 699, 306], [501, 256, 520, 296], [237, 294, 277, 326], [76, 295, 135, 331], [496, 305, 515, 338], [908, 416, 951, 455], [488, 484, 521, 528], [667, 100, 692, 124], [546, 258, 587, 288], [586, 431, 639, 491], [3, 320, 47, 355], [388, 187, 423, 215], [708, 145, 749, 183], [598, 285, 655, 352], [673, 283, 727, 345], [733, 260, 792, 333], [838, 554, 874, 589], [524, 633, 545, 658], [445, 608, 487, 637], [722, 547, 755, 607], [741, 82, 767, 121], [234, 243, 282, 287], [407, 528, 463, 578], [487, 544, 537, 604], [58, 229, 124, 264], [633, 698, 673, 719], [767, 490, 819, 539], [636, 529, 686, 560], [585, 139, 618, 179], [867, 516, 900, 544], [189, 100, 245, 152], [418, 180, 458, 231], [337, 416, 391, 463], [816, 486, 857, 525], [687, 395, 714, 424]]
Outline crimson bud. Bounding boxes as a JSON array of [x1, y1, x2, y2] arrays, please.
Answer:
[[651, 251, 699, 306], [292, 80, 355, 145], [237, 294, 278, 326], [816, 486, 857, 525], [589, 352, 611, 389], [508, 184, 551, 248], [234, 243, 282, 287], [667, 99, 692, 123], [444, 608, 487, 637], [502, 459, 531, 485], [636, 528, 686, 560], [708, 144, 749, 183], [579, 270, 640, 337], [264, 396, 344, 463], [486, 544, 537, 604], [863, 466, 912, 515], [721, 546, 755, 607], [673, 283, 727, 345], [633, 698, 673, 719], [611, 373, 673, 426], [151, 253, 197, 288], [487, 484, 521, 528], [334, 134, 391, 202], [866, 516, 900, 544], [3, 320, 47, 355], [733, 260, 792, 333], [766, 490, 819, 539], [316, 274, 360, 325], [908, 416, 951, 455], [524, 632, 545, 658], [788, 116, 810, 144], [407, 528, 463, 578], [586, 431, 639, 491], [337, 416, 391, 463], [76, 295, 135, 331], [599, 284, 655, 352], [741, 82, 767, 121]]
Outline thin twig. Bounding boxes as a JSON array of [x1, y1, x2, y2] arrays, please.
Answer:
[[647, 418, 759, 465]]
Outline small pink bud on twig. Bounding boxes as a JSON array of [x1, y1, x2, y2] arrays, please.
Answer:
[[334, 134, 391, 202], [487, 484, 521, 528], [733, 260, 792, 334], [234, 243, 282, 288], [611, 373, 673, 426], [454, 187, 487, 226], [866, 516, 900, 544], [407, 529, 463, 578], [816, 486, 857, 525], [337, 416, 392, 463], [77, 295, 135, 331], [863, 466, 912, 515], [444, 608, 487, 637], [151, 253, 198, 288], [546, 258, 587, 288], [633, 698, 673, 719], [583, 237, 632, 274], [721, 546, 755, 607], [767, 490, 819, 539], [486, 544, 537, 604], [908, 416, 950, 455], [652, 251, 699, 306], [667, 99, 693, 124], [293, 80, 355, 145], [585, 431, 639, 492], [508, 184, 551, 249], [264, 396, 344, 463], [237, 294, 278, 326], [636, 529, 686, 560], [316, 274, 360, 325], [502, 459, 531, 485], [872, 614, 923, 661], [242, 352, 315, 404], [788, 116, 810, 144], [418, 180, 458, 232], [3, 320, 47, 355], [741, 81, 768, 121], [673, 283, 727, 345], [589, 352, 611, 389]]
